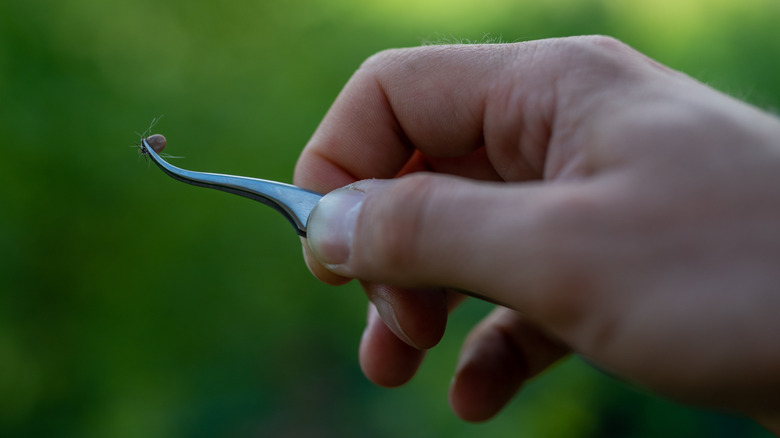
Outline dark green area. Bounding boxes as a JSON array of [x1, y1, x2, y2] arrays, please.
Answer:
[[1, 1, 778, 436]]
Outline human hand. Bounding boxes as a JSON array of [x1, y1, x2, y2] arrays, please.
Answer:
[[293, 36, 780, 429]]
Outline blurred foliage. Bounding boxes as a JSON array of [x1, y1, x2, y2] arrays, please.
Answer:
[[1, 0, 779, 437]]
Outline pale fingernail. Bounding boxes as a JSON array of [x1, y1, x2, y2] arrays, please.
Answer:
[[361, 304, 381, 344], [306, 187, 364, 267], [373, 296, 418, 349]]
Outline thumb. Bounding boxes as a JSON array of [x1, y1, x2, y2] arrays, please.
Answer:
[[305, 173, 585, 312]]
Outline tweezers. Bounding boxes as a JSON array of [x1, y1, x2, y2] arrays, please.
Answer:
[[141, 138, 323, 237], [141, 140, 513, 306]]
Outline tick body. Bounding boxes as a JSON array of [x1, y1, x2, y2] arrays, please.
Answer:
[[144, 134, 167, 154]]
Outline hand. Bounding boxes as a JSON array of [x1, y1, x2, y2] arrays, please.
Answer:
[[293, 36, 780, 429]]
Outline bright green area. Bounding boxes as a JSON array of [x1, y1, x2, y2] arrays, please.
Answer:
[[1, 1, 779, 437]]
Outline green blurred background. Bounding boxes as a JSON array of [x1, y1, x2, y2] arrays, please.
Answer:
[[1, 0, 779, 436]]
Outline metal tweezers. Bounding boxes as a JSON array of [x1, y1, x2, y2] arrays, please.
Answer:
[[141, 139, 323, 237], [141, 139, 510, 306]]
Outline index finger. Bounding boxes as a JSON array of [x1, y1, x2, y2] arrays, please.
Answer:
[[294, 36, 659, 191], [293, 42, 544, 192]]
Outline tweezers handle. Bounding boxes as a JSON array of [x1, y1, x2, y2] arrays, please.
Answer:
[[142, 139, 323, 237]]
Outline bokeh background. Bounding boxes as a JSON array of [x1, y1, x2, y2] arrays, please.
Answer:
[[2, 0, 779, 437]]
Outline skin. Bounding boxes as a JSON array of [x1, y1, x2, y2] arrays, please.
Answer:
[[293, 36, 780, 431]]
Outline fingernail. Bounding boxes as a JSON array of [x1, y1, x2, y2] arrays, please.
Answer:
[[372, 296, 418, 349], [307, 187, 365, 266], [361, 303, 381, 345]]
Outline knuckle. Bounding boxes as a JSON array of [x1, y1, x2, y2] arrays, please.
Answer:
[[525, 189, 604, 321], [553, 35, 644, 81], [539, 190, 633, 353], [574, 34, 627, 51], [359, 48, 414, 75], [565, 35, 633, 61], [528, 189, 624, 357]]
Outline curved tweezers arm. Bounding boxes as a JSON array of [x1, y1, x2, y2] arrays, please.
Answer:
[[142, 139, 323, 237]]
